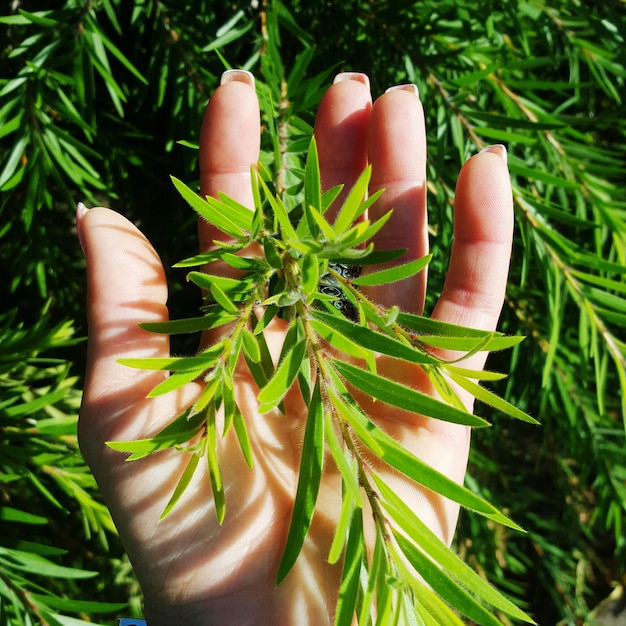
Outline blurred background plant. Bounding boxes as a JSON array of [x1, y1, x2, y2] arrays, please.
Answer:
[[0, 0, 624, 623]]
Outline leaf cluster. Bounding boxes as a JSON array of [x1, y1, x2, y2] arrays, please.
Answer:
[[112, 138, 535, 624], [0, 308, 123, 625]]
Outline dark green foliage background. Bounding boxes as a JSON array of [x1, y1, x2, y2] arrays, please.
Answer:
[[1, 1, 625, 624]]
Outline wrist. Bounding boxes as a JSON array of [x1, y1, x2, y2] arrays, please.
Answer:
[[142, 569, 335, 626]]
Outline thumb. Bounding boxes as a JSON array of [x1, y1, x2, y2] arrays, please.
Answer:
[[78, 206, 170, 452]]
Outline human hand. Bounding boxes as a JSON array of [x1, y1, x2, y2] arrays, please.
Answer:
[[78, 70, 513, 625]]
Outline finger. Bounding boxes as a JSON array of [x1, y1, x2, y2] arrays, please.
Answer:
[[405, 146, 512, 539], [314, 72, 372, 216], [198, 69, 260, 252], [366, 84, 428, 313], [431, 145, 513, 355], [78, 205, 170, 448]]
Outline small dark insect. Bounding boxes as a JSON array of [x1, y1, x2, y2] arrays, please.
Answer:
[[318, 263, 362, 321]]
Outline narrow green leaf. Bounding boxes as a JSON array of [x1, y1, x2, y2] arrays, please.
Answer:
[[373, 475, 534, 623], [0, 507, 47, 525], [334, 165, 372, 234], [327, 368, 521, 530], [444, 365, 507, 381], [278, 316, 303, 364], [449, 63, 498, 87], [570, 269, 626, 294], [160, 453, 201, 519], [263, 237, 283, 268], [328, 485, 358, 565], [192, 375, 221, 416], [466, 109, 566, 130], [251, 164, 263, 212], [254, 304, 279, 334], [307, 202, 337, 241], [357, 524, 387, 624], [327, 386, 384, 456], [94, 21, 147, 84], [309, 319, 369, 360], [222, 377, 236, 436], [220, 253, 264, 272], [206, 404, 226, 524], [176, 139, 200, 150], [187, 271, 248, 294], [118, 350, 222, 372], [257, 339, 308, 413], [107, 408, 203, 459], [304, 137, 322, 236], [335, 219, 373, 248], [334, 507, 364, 626], [332, 360, 488, 427], [233, 407, 254, 468], [241, 327, 261, 362], [171, 176, 245, 238], [322, 184, 344, 214], [352, 255, 432, 287], [508, 161, 579, 189], [147, 368, 204, 397], [449, 374, 540, 424], [288, 238, 325, 255], [0, 546, 96, 579], [139, 312, 237, 334], [474, 126, 536, 145], [389, 544, 469, 626], [29, 594, 126, 614], [335, 208, 392, 250], [214, 192, 254, 231], [300, 254, 319, 295], [210, 282, 239, 313], [396, 312, 497, 337], [393, 532, 507, 626], [258, 177, 298, 240], [276, 381, 324, 584], [106, 428, 201, 457], [324, 412, 362, 507], [318, 242, 375, 261], [416, 333, 524, 352], [310, 309, 438, 365]]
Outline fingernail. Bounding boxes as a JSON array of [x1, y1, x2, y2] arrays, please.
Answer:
[[333, 72, 370, 89], [76, 202, 88, 255], [385, 83, 420, 99], [220, 69, 255, 88], [479, 144, 508, 164]]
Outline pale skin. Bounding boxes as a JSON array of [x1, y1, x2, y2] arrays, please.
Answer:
[[78, 70, 513, 625]]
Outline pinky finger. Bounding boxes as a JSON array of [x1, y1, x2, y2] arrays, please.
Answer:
[[430, 145, 513, 351]]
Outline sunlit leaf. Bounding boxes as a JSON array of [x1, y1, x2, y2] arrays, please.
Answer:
[[276, 381, 324, 583], [160, 453, 201, 520], [310, 309, 438, 365], [334, 507, 364, 626], [257, 339, 308, 413], [171, 176, 246, 238], [373, 474, 535, 623], [352, 255, 432, 287], [139, 312, 237, 335], [332, 360, 489, 427], [333, 164, 372, 234]]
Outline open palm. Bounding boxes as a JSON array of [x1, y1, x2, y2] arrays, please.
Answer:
[[78, 70, 513, 625]]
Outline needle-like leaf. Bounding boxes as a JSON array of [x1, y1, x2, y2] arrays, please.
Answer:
[[332, 359, 489, 427], [257, 339, 308, 413], [352, 254, 432, 287], [276, 380, 324, 584]]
